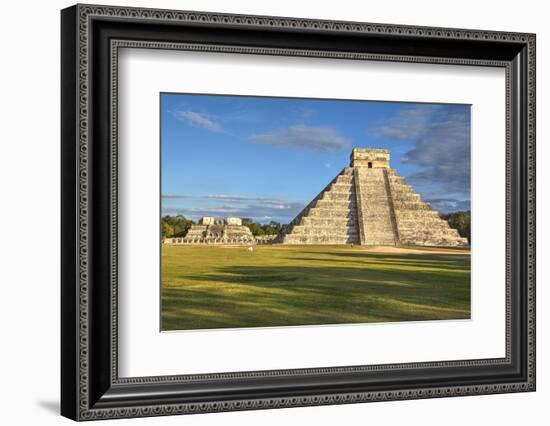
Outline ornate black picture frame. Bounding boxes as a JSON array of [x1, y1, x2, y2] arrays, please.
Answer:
[[61, 4, 536, 421]]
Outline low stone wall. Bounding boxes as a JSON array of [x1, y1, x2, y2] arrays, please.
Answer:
[[164, 234, 278, 245], [255, 235, 278, 244]]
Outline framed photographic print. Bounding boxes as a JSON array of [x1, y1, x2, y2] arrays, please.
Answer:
[[61, 4, 536, 421]]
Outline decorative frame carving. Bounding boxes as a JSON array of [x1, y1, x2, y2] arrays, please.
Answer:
[[61, 4, 535, 421]]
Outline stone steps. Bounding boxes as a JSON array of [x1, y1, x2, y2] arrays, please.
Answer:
[[392, 201, 432, 210], [320, 193, 355, 201], [331, 183, 353, 188], [397, 219, 447, 228], [399, 234, 468, 247], [290, 223, 359, 232], [314, 199, 356, 208], [306, 208, 357, 218], [300, 217, 357, 227], [290, 228, 359, 237], [396, 210, 440, 219], [282, 234, 359, 244], [354, 168, 397, 246], [279, 167, 360, 244]]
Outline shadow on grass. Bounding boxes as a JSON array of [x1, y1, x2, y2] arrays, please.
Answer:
[[162, 261, 470, 331], [287, 256, 469, 271], [299, 250, 469, 262]]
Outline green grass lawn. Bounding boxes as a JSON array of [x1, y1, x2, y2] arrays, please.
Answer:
[[161, 245, 470, 331]]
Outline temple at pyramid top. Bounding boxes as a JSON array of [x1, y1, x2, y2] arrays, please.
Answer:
[[278, 147, 468, 247], [350, 148, 390, 168]]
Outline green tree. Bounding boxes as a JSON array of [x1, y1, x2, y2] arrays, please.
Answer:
[[162, 221, 173, 238], [259, 221, 282, 235], [247, 222, 265, 236], [161, 215, 195, 238], [242, 220, 285, 236]]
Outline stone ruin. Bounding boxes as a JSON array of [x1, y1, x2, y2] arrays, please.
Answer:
[[278, 148, 468, 247], [165, 216, 256, 245]]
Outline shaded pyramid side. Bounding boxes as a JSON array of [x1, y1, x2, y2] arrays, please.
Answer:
[[386, 169, 469, 247], [279, 168, 360, 244]]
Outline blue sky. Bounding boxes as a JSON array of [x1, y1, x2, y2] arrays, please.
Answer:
[[161, 93, 471, 224]]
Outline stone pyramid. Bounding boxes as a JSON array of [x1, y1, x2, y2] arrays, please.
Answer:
[[279, 148, 468, 247]]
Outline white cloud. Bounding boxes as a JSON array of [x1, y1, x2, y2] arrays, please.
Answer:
[[162, 194, 192, 199], [175, 110, 223, 132], [206, 194, 286, 203], [425, 198, 471, 214], [162, 194, 305, 224], [163, 194, 289, 204], [372, 106, 439, 140], [249, 125, 350, 153]]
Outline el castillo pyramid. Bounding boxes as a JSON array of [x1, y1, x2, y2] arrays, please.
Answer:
[[279, 148, 468, 247]]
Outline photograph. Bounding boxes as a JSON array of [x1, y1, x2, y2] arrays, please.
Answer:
[[160, 94, 472, 331]]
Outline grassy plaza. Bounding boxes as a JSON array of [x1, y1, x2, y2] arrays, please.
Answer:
[[161, 244, 470, 331]]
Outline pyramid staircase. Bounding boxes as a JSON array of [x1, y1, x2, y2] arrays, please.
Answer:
[[354, 168, 397, 245]]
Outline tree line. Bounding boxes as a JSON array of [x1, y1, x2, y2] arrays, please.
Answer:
[[161, 215, 195, 238], [241, 218, 285, 236], [161, 215, 285, 238]]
